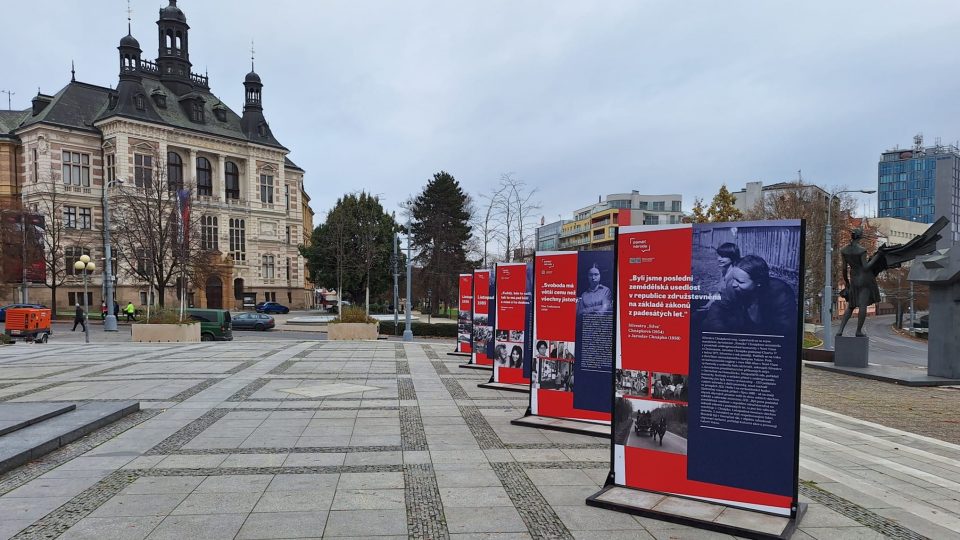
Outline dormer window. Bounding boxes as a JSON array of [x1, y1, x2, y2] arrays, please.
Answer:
[[134, 94, 145, 111], [192, 101, 205, 123], [151, 90, 167, 109], [257, 123, 268, 137], [213, 105, 227, 122]]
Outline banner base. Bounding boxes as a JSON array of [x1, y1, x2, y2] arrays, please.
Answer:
[[447, 351, 471, 358], [510, 415, 610, 438], [478, 382, 529, 394], [586, 485, 805, 540], [458, 363, 492, 371]]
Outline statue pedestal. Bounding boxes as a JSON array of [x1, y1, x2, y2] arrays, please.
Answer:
[[834, 336, 869, 368]]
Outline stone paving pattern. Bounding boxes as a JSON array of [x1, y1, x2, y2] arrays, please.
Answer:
[[0, 340, 957, 538]]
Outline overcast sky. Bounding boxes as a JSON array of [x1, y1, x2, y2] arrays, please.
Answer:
[[5, 1, 960, 223]]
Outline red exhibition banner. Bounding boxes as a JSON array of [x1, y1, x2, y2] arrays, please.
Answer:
[[492, 262, 530, 385], [457, 274, 473, 353], [471, 269, 493, 366], [530, 251, 612, 423], [612, 222, 802, 517]]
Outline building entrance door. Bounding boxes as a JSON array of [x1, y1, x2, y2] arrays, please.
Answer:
[[206, 276, 223, 309]]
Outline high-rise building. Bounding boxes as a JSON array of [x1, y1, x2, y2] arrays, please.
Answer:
[[0, 1, 315, 309], [878, 136, 959, 243], [550, 192, 683, 251]]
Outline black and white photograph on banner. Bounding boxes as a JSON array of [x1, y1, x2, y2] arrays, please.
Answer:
[[691, 224, 801, 337], [473, 323, 492, 351], [577, 261, 613, 314], [615, 369, 649, 398], [651, 373, 688, 403], [613, 397, 688, 455], [535, 340, 549, 358], [547, 341, 576, 360], [458, 331, 471, 344], [496, 330, 509, 342], [538, 359, 574, 392], [458, 310, 471, 323], [494, 343, 524, 368]]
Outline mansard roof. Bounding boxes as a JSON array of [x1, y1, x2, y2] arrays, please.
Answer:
[[18, 82, 113, 134], [0, 110, 30, 140], [3, 78, 288, 152]]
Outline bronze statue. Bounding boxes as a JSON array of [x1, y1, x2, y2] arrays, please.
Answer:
[[836, 217, 948, 337]]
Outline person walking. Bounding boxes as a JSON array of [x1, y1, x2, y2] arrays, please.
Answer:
[[100, 300, 107, 320], [124, 301, 136, 322], [114, 301, 120, 321], [72, 303, 86, 332]]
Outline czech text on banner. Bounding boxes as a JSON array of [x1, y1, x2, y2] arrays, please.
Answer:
[[492, 262, 532, 385], [457, 273, 474, 354], [531, 251, 613, 423], [471, 269, 495, 366], [611, 221, 803, 517]]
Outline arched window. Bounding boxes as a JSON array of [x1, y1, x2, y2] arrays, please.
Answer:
[[167, 152, 183, 191], [196, 157, 212, 196], [225, 162, 240, 200]]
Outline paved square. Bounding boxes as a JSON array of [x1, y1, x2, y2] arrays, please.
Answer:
[[0, 339, 956, 538]]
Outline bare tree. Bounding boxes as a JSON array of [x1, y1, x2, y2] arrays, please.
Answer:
[[473, 182, 507, 267], [746, 183, 859, 322], [30, 175, 90, 315], [110, 147, 207, 311], [491, 174, 540, 262]]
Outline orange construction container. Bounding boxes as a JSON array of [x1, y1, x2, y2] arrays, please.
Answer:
[[4, 308, 52, 343]]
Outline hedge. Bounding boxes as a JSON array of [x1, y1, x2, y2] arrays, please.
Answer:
[[378, 321, 458, 338]]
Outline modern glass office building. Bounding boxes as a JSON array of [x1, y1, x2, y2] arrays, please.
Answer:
[[878, 142, 960, 243]]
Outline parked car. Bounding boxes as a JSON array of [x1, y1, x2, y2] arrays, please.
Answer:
[[325, 300, 351, 314], [256, 302, 290, 314], [0, 303, 46, 322], [232, 313, 275, 331], [185, 308, 233, 341]]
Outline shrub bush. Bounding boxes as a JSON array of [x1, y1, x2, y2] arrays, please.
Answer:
[[332, 305, 378, 324], [137, 309, 197, 325], [378, 321, 458, 337]]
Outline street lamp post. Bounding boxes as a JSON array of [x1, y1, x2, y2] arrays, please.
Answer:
[[393, 232, 399, 336], [403, 219, 413, 342], [102, 179, 119, 331], [822, 188, 876, 351], [73, 254, 96, 344]]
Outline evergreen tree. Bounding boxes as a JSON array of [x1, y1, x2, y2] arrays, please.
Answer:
[[689, 197, 708, 223], [704, 184, 743, 222], [301, 192, 398, 308], [408, 171, 473, 314]]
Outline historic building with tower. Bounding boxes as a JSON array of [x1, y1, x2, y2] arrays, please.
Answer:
[[0, 1, 314, 311]]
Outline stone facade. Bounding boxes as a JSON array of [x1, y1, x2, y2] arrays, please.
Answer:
[[0, 2, 314, 311]]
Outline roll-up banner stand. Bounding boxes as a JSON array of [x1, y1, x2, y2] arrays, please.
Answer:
[[587, 220, 806, 540], [479, 262, 532, 393], [451, 273, 473, 358], [468, 269, 495, 370], [512, 250, 614, 437]]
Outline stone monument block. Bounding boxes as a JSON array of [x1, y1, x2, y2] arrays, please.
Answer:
[[834, 336, 869, 368]]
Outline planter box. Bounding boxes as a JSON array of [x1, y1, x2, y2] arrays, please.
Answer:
[[131, 323, 201, 343], [802, 348, 833, 362], [327, 322, 379, 341]]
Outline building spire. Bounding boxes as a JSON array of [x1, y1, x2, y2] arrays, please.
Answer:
[[126, 0, 132, 34], [250, 39, 255, 71], [71, 60, 76, 82]]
